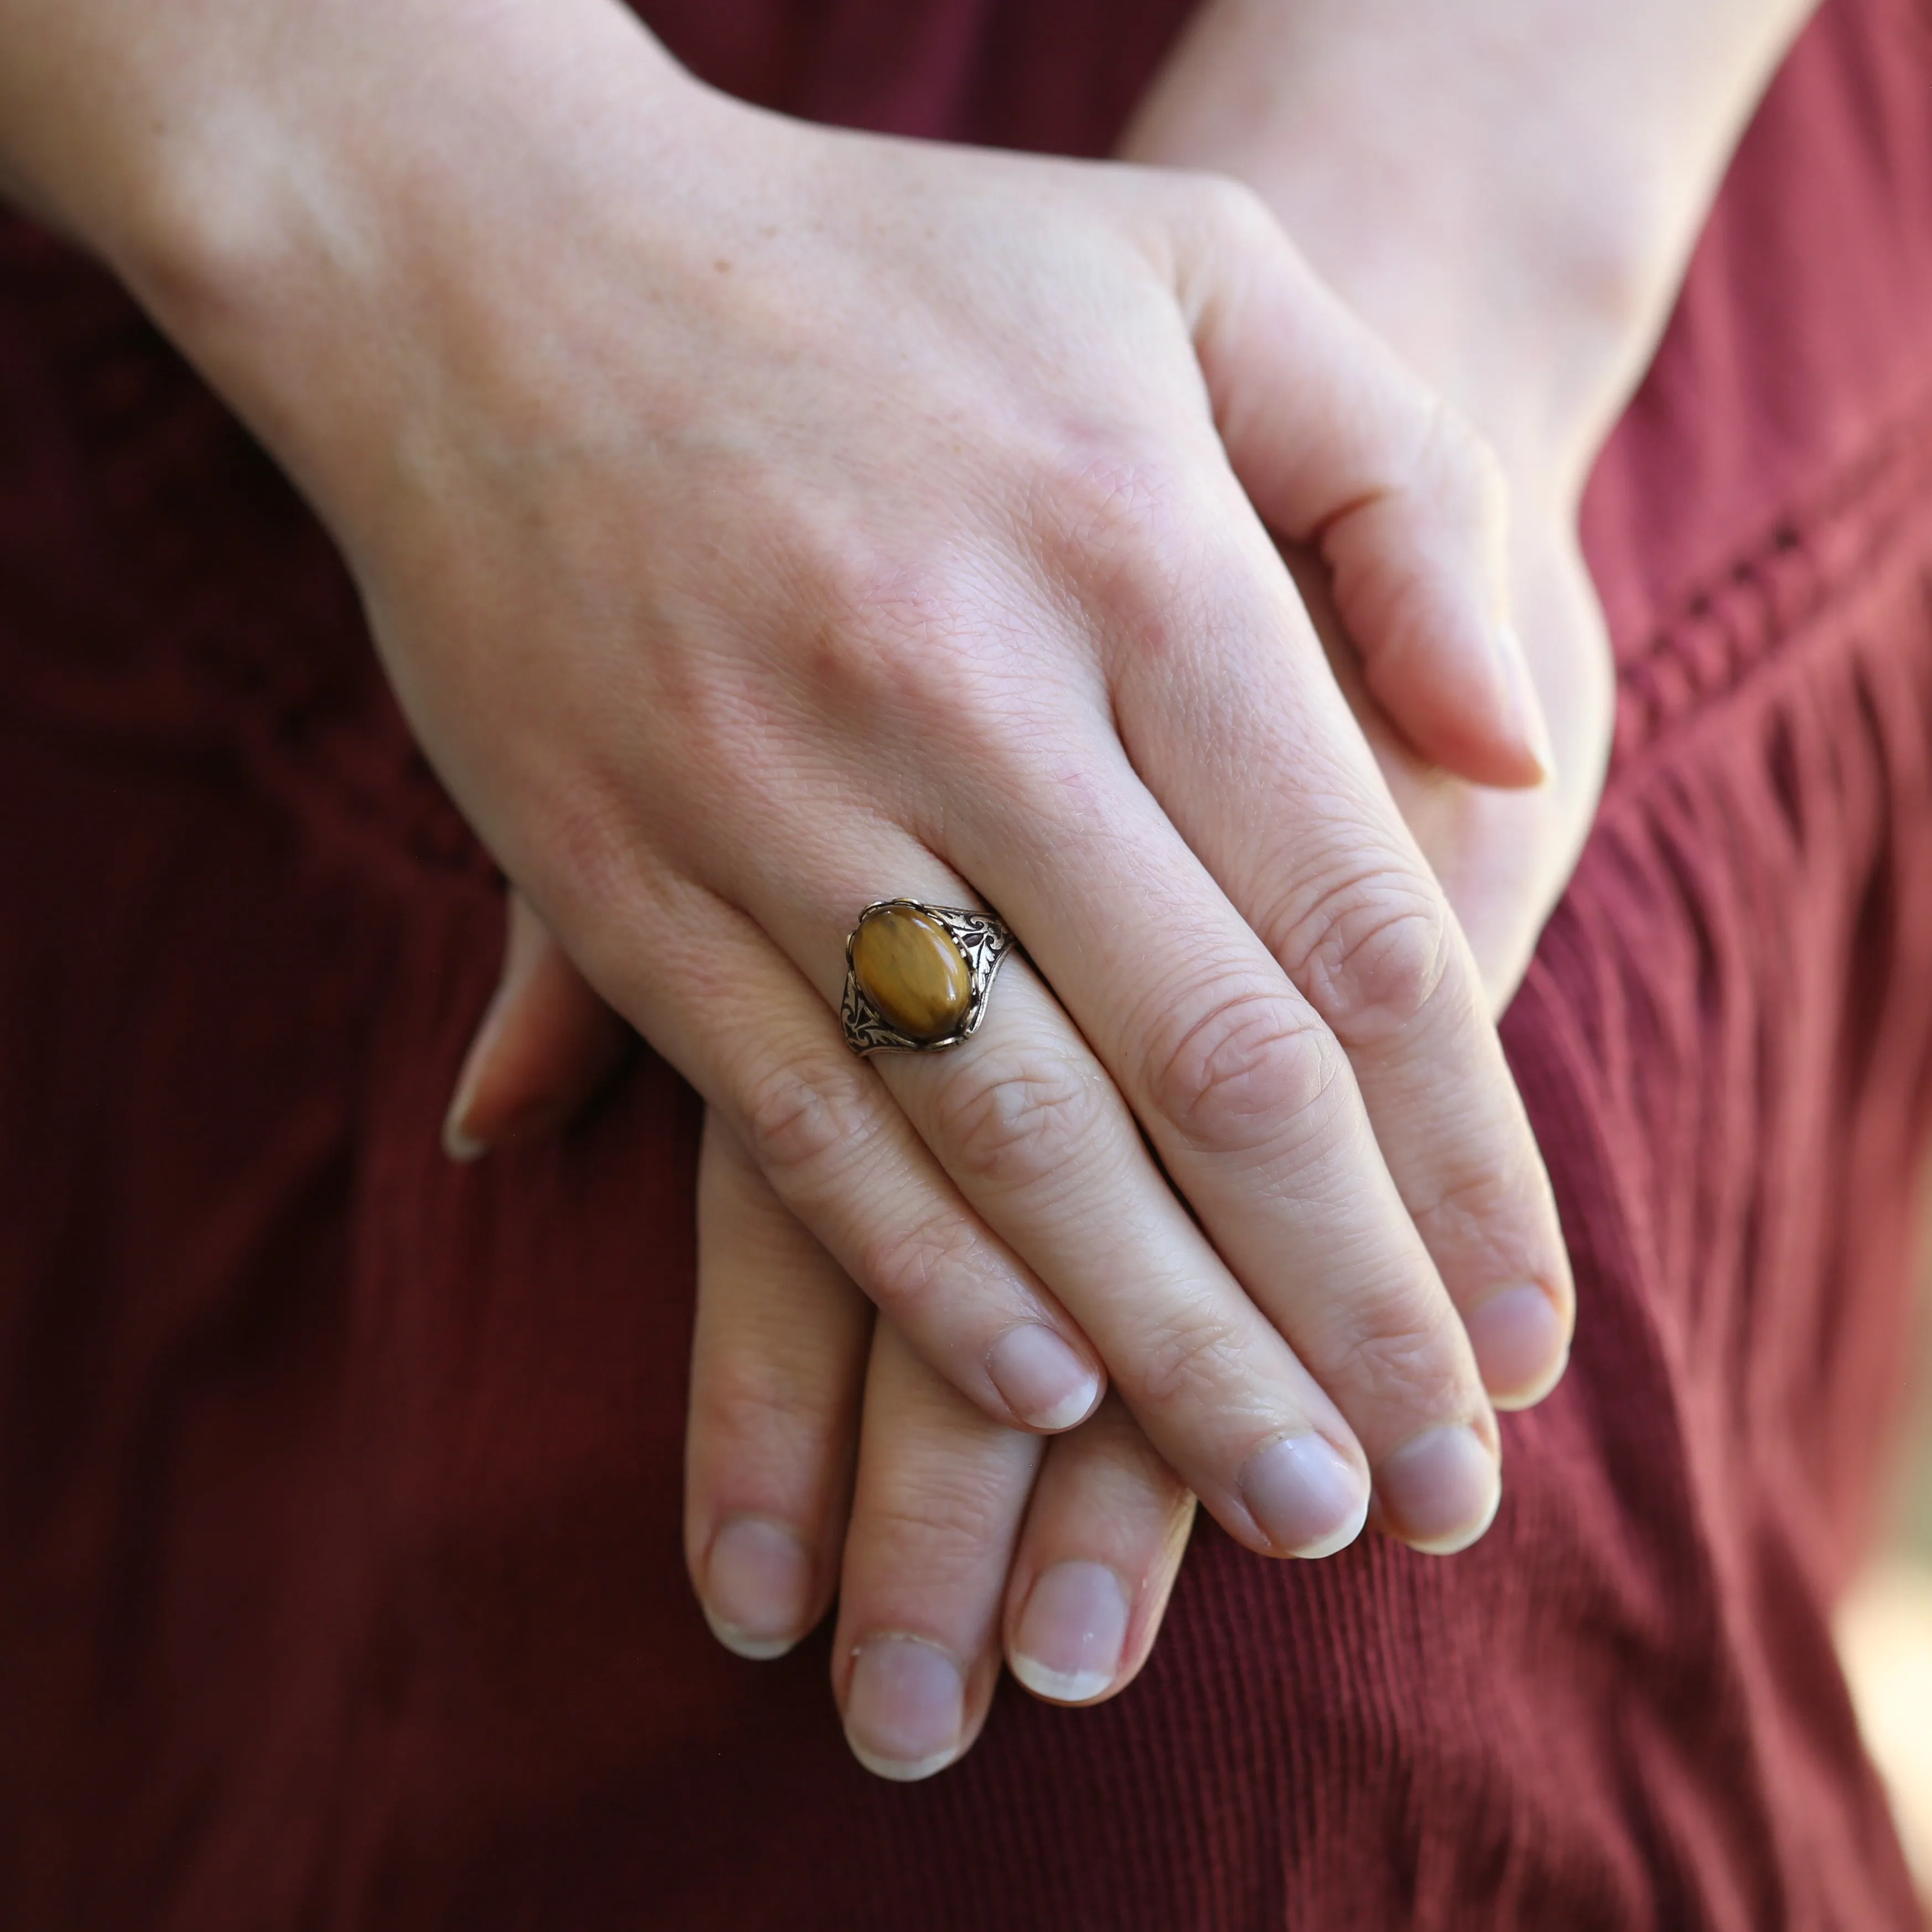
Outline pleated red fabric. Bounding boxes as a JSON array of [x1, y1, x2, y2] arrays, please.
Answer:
[[2, 0, 1930, 1925]]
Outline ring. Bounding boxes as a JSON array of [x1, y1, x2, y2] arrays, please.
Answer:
[[840, 899, 1017, 1056]]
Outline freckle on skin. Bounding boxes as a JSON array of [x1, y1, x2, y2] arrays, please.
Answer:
[[713, 258, 733, 273]]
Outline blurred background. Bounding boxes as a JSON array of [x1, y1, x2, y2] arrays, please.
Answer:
[[1837, 1175, 1932, 1910]]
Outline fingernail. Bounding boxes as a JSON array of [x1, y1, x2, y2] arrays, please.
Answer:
[[441, 996, 510, 1163], [700, 1516, 815, 1660], [986, 1323, 1101, 1432], [1238, 1433, 1369, 1557], [844, 1635, 965, 1782], [1010, 1561, 1131, 1703], [1495, 624, 1555, 782], [1375, 1425, 1501, 1554], [441, 1035, 570, 1161], [1463, 1283, 1570, 1410]]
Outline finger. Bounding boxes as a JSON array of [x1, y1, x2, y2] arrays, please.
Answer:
[[833, 1320, 1042, 1781], [490, 834, 1368, 1553], [555, 715, 1488, 1554], [534, 651, 1483, 1551], [1004, 1395, 1196, 1706], [567, 869, 1110, 1437], [685, 1105, 872, 1657], [1172, 176, 1550, 788], [917, 735, 1499, 1552], [864, 954, 1375, 1560], [1103, 515, 1576, 1417], [443, 887, 633, 1158], [672, 840, 1375, 1561]]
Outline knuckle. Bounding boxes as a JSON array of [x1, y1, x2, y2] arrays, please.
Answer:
[[799, 544, 1060, 768], [1030, 437, 1200, 635], [850, 1212, 985, 1327], [1406, 1138, 1552, 1275], [1322, 1289, 1473, 1419], [1144, 986, 1342, 1157], [1275, 868, 1456, 1046], [524, 781, 643, 926], [738, 1061, 880, 1196], [1129, 1307, 1256, 1415], [1183, 170, 1277, 251], [929, 1048, 1110, 1194], [783, 517, 978, 695], [698, 1349, 833, 1458], [1041, 440, 1172, 555], [804, 549, 954, 703], [855, 1477, 1015, 1585]]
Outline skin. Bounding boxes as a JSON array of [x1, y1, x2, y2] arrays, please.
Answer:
[[0, 1, 1583, 1553], [446, 0, 1816, 1779]]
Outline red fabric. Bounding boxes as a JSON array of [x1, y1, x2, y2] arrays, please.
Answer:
[[1, 0, 1930, 1925]]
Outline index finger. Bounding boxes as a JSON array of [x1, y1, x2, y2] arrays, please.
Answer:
[[1100, 494, 1576, 1415], [946, 727, 1514, 1550]]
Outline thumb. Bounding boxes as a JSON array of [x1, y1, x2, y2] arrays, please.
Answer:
[[1175, 180, 1551, 788], [443, 888, 635, 1160]]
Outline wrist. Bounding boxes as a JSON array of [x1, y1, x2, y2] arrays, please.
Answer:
[[11, 0, 738, 537], [0, 0, 716, 492], [1121, 0, 1814, 493]]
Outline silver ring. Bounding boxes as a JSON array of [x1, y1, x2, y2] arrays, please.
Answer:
[[840, 899, 1017, 1056]]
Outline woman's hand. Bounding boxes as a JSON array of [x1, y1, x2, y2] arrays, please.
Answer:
[[445, 0, 1817, 1783], [454, 943, 1204, 1764], [0, 0, 1586, 1559], [1122, 0, 1811, 991]]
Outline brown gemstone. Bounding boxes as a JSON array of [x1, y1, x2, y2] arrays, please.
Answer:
[[851, 906, 972, 1043]]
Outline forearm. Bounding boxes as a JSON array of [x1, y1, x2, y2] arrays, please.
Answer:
[[0, 0, 683, 253], [0, 0, 721, 516], [1123, 0, 1817, 487]]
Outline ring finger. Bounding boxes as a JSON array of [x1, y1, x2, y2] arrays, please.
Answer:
[[602, 861, 1380, 1558]]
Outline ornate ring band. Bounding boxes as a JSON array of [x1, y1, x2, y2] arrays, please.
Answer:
[[840, 900, 1017, 1056]]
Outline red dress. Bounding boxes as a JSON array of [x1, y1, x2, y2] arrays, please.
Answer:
[[1, 0, 1929, 1924]]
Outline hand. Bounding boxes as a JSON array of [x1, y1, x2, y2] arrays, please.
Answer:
[[1120, 0, 1811, 993], [790, 0, 1798, 1774], [444, 0, 1777, 1780], [448, 508, 1587, 1774], [54, 1, 1579, 1561], [0, 0, 1795, 1785], [453, 939, 1200, 1765], [444, 505, 1557, 1756], [0, 0, 1579, 1770]]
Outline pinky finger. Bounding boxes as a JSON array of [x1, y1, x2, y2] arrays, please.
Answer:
[[443, 888, 633, 1158], [1004, 1398, 1197, 1706], [685, 1105, 874, 1659]]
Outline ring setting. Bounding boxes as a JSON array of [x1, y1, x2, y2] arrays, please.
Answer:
[[841, 900, 1017, 1055]]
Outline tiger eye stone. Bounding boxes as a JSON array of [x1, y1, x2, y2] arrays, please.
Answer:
[[851, 907, 972, 1043]]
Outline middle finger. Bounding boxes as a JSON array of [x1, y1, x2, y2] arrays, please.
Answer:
[[718, 829, 1379, 1560]]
